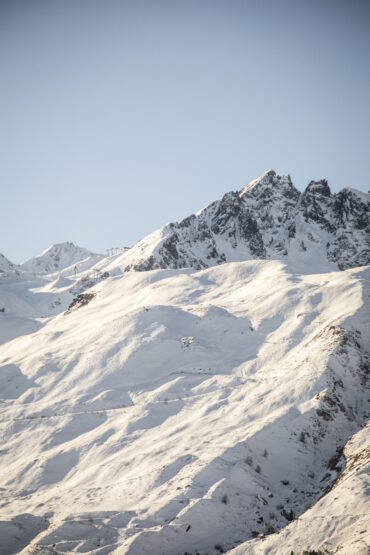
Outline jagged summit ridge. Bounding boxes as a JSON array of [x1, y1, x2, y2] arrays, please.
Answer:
[[239, 169, 296, 198], [118, 171, 369, 273]]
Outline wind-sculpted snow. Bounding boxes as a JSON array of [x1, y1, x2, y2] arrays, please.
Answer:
[[117, 170, 369, 273], [0, 260, 369, 554]]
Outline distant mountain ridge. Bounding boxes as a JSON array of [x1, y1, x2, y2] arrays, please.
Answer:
[[20, 242, 103, 275], [118, 170, 370, 273], [2, 171, 369, 278], [0, 253, 17, 275]]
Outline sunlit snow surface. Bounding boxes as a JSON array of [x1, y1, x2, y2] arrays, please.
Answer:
[[0, 172, 369, 554], [0, 258, 369, 554]]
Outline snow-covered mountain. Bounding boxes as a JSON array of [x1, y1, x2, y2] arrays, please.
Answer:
[[21, 242, 103, 275], [0, 171, 369, 555], [0, 253, 18, 276], [0, 243, 107, 345], [116, 170, 369, 273]]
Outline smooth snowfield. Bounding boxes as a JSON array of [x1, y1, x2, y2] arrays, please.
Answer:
[[0, 260, 369, 554]]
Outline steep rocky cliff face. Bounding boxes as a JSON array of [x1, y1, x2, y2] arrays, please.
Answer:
[[119, 170, 369, 272]]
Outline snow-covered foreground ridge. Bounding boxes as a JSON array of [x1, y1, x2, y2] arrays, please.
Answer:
[[0, 260, 369, 554]]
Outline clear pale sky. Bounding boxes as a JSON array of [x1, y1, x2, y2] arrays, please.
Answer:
[[1, 0, 369, 263]]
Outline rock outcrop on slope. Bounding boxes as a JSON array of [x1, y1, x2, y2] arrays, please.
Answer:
[[119, 170, 370, 272], [0, 243, 104, 345]]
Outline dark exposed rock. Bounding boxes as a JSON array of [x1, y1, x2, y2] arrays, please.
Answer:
[[288, 222, 296, 238], [64, 293, 96, 315], [213, 192, 242, 230], [305, 179, 331, 198], [301, 181, 335, 233], [239, 211, 266, 257], [160, 233, 180, 261], [334, 189, 369, 229]]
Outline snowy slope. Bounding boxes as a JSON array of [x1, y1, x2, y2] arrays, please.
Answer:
[[0, 260, 369, 554], [0, 171, 369, 554], [112, 170, 369, 273], [229, 422, 370, 555], [0, 244, 110, 345]]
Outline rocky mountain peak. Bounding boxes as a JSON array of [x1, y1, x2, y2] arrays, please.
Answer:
[[117, 171, 369, 273], [304, 179, 331, 198], [240, 170, 298, 201]]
